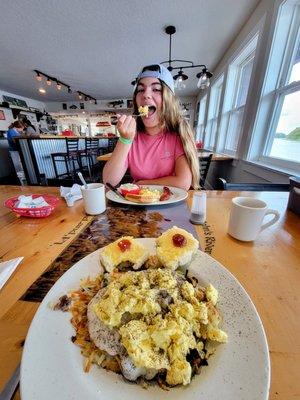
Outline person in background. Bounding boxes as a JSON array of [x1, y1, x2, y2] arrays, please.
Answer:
[[6, 121, 24, 150], [22, 117, 38, 136], [103, 64, 200, 191], [6, 121, 27, 184]]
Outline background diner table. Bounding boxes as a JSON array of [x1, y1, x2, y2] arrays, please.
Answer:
[[97, 150, 233, 162], [0, 185, 299, 400]]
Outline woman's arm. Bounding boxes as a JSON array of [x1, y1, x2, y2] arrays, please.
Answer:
[[136, 155, 192, 191], [102, 141, 131, 186], [102, 115, 136, 186]]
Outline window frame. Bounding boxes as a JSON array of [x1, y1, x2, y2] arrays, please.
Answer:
[[204, 74, 224, 150], [217, 34, 259, 156], [195, 94, 207, 142], [247, 1, 300, 174]]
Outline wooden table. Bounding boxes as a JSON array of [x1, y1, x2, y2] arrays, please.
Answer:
[[0, 186, 299, 400], [97, 151, 233, 162]]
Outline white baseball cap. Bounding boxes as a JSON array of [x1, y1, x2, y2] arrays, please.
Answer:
[[135, 64, 175, 94]]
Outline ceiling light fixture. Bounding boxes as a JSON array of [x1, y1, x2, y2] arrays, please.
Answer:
[[34, 70, 71, 92], [161, 25, 213, 91], [33, 70, 97, 101], [173, 69, 188, 90], [38, 88, 46, 94], [36, 72, 42, 82], [196, 67, 212, 89], [131, 26, 212, 91], [77, 91, 97, 104]]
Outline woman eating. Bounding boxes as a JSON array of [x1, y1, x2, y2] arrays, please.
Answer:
[[103, 64, 199, 191]]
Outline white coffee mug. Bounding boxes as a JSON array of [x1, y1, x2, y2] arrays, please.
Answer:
[[228, 197, 280, 241], [81, 183, 106, 215]]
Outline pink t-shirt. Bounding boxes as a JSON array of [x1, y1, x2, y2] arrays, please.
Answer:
[[125, 131, 185, 181]]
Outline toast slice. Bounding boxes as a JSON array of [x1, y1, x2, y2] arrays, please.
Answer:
[[125, 187, 161, 203]]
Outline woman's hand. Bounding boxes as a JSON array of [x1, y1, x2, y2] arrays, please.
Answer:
[[116, 114, 136, 141]]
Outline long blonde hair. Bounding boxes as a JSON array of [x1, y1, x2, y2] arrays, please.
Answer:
[[133, 82, 200, 189]]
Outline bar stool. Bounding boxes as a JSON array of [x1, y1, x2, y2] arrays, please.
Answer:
[[79, 138, 99, 180], [107, 137, 118, 152], [51, 138, 81, 180]]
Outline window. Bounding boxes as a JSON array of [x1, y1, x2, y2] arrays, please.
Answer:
[[249, 1, 300, 173], [196, 95, 207, 141], [204, 75, 223, 149], [218, 34, 258, 155]]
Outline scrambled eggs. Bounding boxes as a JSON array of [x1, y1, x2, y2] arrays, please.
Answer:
[[93, 268, 227, 386], [138, 105, 149, 116]]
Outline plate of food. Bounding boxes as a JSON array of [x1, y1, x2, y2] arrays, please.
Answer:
[[20, 227, 270, 400], [106, 184, 188, 206]]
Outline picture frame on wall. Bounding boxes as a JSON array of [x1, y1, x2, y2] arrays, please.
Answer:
[[0, 110, 5, 120]]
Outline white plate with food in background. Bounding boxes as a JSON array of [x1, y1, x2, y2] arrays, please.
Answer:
[[106, 185, 188, 206], [21, 238, 270, 400]]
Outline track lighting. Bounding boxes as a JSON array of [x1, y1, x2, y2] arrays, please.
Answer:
[[33, 70, 97, 102], [77, 91, 97, 104]]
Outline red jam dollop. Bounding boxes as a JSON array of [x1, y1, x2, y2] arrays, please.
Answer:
[[118, 239, 132, 252], [172, 234, 187, 247]]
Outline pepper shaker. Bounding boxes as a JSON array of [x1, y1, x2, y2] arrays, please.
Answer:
[[190, 191, 206, 225]]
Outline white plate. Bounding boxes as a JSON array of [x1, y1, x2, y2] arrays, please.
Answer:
[[21, 239, 270, 400], [106, 185, 188, 206]]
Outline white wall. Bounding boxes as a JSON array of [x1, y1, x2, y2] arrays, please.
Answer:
[[0, 89, 45, 131], [208, 0, 276, 81]]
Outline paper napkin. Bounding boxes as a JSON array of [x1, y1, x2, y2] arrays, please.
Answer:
[[0, 257, 24, 290], [60, 184, 83, 207], [16, 195, 50, 208]]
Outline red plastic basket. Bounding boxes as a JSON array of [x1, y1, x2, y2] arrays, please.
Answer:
[[4, 194, 59, 218]]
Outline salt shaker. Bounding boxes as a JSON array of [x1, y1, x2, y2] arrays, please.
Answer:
[[190, 191, 206, 225]]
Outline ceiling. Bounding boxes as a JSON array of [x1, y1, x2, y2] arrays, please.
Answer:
[[0, 0, 260, 101]]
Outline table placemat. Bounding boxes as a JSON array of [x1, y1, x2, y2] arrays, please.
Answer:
[[21, 201, 197, 302]]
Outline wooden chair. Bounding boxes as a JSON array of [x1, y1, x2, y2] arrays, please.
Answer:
[[199, 153, 213, 188], [217, 177, 290, 191], [51, 138, 81, 179]]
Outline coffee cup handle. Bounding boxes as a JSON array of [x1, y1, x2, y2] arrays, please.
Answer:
[[260, 209, 280, 232]]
